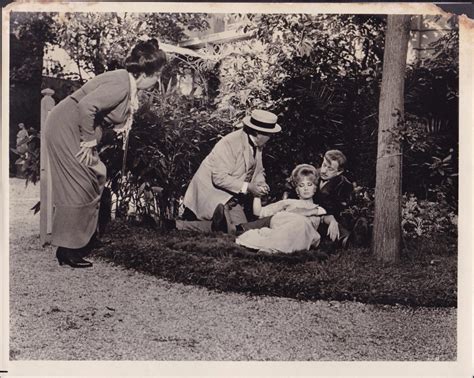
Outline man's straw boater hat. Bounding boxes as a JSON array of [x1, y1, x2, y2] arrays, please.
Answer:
[[241, 109, 281, 134]]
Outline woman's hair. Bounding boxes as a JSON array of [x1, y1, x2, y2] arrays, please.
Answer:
[[125, 38, 167, 77], [290, 164, 319, 187]]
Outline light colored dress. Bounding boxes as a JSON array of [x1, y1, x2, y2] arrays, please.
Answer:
[[236, 199, 326, 253]]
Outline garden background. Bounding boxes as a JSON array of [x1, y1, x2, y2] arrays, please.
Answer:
[[9, 11, 458, 306]]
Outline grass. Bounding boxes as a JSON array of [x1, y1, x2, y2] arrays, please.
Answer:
[[92, 220, 457, 308]]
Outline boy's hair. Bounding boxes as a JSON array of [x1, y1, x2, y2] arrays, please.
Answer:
[[290, 164, 319, 187], [324, 149, 347, 171]]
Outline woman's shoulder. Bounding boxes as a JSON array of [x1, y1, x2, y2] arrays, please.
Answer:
[[81, 70, 130, 96], [282, 199, 301, 205], [284, 199, 316, 208], [95, 69, 129, 82]]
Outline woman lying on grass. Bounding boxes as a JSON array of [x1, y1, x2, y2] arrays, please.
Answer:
[[236, 164, 327, 253]]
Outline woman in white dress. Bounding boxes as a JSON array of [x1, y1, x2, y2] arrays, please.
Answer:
[[236, 164, 326, 253]]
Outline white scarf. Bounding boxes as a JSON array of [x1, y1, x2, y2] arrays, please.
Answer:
[[114, 73, 139, 150]]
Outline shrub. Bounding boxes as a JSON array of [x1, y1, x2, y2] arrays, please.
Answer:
[[339, 186, 457, 245], [99, 90, 233, 221], [401, 194, 457, 240]]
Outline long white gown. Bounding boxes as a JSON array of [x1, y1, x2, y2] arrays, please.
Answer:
[[236, 199, 326, 254]]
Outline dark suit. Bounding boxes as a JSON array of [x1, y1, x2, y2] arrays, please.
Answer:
[[314, 174, 353, 220], [315, 173, 353, 242]]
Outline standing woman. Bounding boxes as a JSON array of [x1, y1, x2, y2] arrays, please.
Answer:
[[45, 38, 167, 268]]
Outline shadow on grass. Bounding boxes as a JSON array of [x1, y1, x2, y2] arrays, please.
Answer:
[[93, 220, 457, 308]]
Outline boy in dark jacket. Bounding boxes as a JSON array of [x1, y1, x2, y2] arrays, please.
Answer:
[[314, 150, 353, 247]]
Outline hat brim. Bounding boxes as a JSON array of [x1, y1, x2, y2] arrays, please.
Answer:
[[242, 116, 281, 134]]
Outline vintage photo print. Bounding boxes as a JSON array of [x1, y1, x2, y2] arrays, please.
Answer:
[[1, 2, 472, 377]]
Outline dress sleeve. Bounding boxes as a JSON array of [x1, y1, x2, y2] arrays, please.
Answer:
[[77, 81, 129, 143], [259, 200, 289, 218]]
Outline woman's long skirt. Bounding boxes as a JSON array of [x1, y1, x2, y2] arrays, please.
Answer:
[[44, 97, 106, 249], [236, 212, 321, 253]]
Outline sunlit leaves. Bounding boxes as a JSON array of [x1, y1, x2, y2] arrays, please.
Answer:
[[54, 12, 211, 78]]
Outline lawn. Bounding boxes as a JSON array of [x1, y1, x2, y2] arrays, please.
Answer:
[[93, 220, 457, 308]]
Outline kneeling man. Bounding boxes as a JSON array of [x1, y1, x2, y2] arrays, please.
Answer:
[[168, 109, 282, 232]]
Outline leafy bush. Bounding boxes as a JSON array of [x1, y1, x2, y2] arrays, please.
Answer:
[[208, 15, 386, 193], [401, 194, 457, 240], [54, 13, 211, 77], [19, 13, 458, 241], [339, 185, 457, 244], [100, 90, 233, 221], [340, 184, 375, 229]]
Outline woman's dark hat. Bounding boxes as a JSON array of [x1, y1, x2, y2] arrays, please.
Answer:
[[242, 109, 281, 133]]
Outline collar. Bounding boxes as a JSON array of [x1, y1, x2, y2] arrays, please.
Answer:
[[128, 73, 139, 113], [319, 175, 337, 187], [320, 171, 343, 183], [114, 74, 139, 137], [248, 134, 258, 148]]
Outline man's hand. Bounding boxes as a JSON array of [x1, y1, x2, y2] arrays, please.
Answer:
[[258, 183, 270, 194], [248, 182, 269, 197], [327, 219, 340, 242]]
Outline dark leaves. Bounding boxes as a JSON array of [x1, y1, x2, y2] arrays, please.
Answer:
[[30, 201, 41, 215]]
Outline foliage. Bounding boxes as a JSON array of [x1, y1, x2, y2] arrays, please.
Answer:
[[10, 12, 57, 83], [401, 194, 457, 240], [93, 220, 457, 308], [100, 91, 233, 221], [54, 12, 210, 78], [402, 24, 458, 204], [14, 12, 458, 241], [202, 15, 387, 197], [340, 184, 457, 243], [388, 110, 458, 206], [9, 13, 56, 178], [202, 14, 458, 212], [340, 184, 375, 228]]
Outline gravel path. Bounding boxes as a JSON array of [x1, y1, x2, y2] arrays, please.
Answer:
[[9, 178, 456, 360]]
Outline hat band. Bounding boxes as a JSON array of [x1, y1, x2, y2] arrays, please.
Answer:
[[250, 117, 276, 129]]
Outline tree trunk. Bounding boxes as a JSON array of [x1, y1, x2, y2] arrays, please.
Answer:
[[373, 15, 411, 263]]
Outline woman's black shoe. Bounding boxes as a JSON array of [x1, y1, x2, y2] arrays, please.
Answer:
[[56, 248, 66, 266], [72, 257, 93, 268], [56, 247, 93, 268]]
